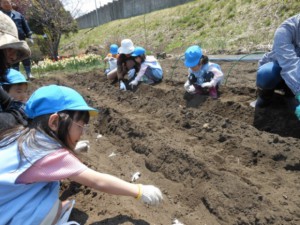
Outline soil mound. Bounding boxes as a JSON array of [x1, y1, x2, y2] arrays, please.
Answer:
[[31, 59, 300, 225]]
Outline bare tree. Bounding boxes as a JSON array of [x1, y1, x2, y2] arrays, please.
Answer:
[[11, 0, 31, 17], [28, 0, 77, 60], [60, 0, 83, 19]]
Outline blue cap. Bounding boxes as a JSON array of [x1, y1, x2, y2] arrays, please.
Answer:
[[131, 46, 146, 57], [25, 85, 98, 119], [110, 44, 118, 54], [1, 69, 27, 85], [184, 45, 202, 67]]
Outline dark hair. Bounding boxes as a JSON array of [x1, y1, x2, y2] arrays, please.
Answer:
[[0, 110, 90, 163], [135, 54, 146, 63], [200, 55, 209, 65], [0, 49, 8, 82], [2, 83, 28, 93]]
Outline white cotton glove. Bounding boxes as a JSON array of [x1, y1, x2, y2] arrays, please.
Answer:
[[28, 38, 34, 45], [119, 80, 127, 91], [129, 79, 138, 87], [201, 82, 213, 88], [74, 140, 90, 153], [127, 68, 136, 80], [187, 85, 196, 94], [136, 184, 163, 205]]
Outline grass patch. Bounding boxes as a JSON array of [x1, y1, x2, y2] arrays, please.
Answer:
[[59, 0, 299, 55]]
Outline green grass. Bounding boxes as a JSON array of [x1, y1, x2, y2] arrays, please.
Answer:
[[59, 0, 300, 56]]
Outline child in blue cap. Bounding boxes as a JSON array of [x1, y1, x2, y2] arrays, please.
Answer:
[[1, 68, 28, 104], [104, 44, 119, 75], [0, 85, 162, 225], [183, 45, 224, 99], [129, 46, 163, 87], [0, 69, 28, 129]]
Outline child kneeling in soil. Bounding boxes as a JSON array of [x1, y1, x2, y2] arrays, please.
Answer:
[[183, 45, 223, 99], [107, 39, 138, 91], [0, 85, 163, 225], [129, 46, 163, 87], [104, 44, 119, 75]]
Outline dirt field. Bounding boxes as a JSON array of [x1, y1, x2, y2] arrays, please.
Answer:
[[31, 58, 300, 225]]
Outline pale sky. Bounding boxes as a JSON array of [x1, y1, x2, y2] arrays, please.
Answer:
[[62, 0, 114, 18]]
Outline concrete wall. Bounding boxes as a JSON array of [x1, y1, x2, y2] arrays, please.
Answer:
[[76, 0, 194, 29]]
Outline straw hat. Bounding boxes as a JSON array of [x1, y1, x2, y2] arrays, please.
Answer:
[[0, 11, 31, 64]]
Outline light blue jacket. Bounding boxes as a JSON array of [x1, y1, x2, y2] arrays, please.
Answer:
[[259, 14, 300, 95], [0, 132, 60, 225]]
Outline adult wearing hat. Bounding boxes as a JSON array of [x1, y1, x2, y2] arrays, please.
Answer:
[[1, 0, 34, 80], [0, 11, 31, 131], [107, 39, 139, 90]]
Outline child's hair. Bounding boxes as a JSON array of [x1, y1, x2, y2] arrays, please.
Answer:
[[200, 55, 209, 65], [0, 110, 89, 164]]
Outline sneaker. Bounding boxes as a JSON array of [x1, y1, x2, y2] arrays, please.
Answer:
[[27, 73, 35, 80], [209, 87, 218, 99]]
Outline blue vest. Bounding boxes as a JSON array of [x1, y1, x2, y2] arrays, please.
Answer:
[[0, 133, 60, 225]]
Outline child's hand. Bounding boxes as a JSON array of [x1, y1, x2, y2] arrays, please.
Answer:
[[136, 184, 163, 205], [128, 69, 136, 80], [74, 140, 90, 153], [201, 82, 213, 88], [119, 81, 127, 91], [129, 79, 138, 87]]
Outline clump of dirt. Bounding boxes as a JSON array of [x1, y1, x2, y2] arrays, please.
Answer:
[[30, 59, 300, 225]]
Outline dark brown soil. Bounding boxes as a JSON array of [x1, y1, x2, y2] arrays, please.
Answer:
[[30, 58, 300, 225]]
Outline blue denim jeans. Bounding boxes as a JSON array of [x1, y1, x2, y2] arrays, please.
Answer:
[[256, 62, 282, 89]]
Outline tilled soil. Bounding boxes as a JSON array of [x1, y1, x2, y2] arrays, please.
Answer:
[[31, 58, 300, 225]]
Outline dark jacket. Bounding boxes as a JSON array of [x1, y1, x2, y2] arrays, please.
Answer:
[[0, 87, 27, 131], [2, 10, 32, 40]]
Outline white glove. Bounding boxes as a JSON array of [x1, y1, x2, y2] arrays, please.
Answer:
[[136, 184, 163, 205], [119, 80, 127, 91], [184, 83, 196, 94], [128, 69, 136, 80], [28, 38, 34, 45], [74, 140, 90, 153], [201, 82, 213, 88], [183, 80, 190, 91], [129, 79, 138, 87]]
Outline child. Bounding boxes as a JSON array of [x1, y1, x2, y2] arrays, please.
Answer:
[[0, 68, 28, 130], [104, 44, 119, 75], [0, 85, 163, 225], [129, 47, 163, 87], [183, 45, 224, 99], [1, 68, 28, 103], [107, 39, 138, 90]]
